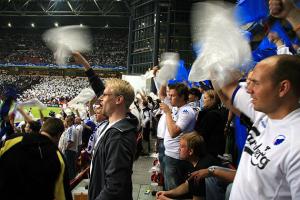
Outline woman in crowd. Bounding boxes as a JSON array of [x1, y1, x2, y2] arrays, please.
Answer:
[[194, 90, 227, 159]]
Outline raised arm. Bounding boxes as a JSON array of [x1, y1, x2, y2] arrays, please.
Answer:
[[17, 106, 34, 123], [72, 52, 105, 97], [269, 0, 300, 38], [38, 109, 45, 123], [159, 84, 167, 100]]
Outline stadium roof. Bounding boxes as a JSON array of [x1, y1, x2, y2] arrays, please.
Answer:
[[0, 0, 131, 28], [0, 0, 130, 16]]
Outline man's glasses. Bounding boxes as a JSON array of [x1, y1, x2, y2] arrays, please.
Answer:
[[102, 93, 114, 97]]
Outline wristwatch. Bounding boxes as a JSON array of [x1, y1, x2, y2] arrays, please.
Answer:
[[208, 166, 216, 176]]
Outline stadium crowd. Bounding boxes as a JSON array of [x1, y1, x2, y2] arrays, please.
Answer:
[[0, 74, 42, 95], [18, 76, 90, 105], [0, 29, 128, 67]]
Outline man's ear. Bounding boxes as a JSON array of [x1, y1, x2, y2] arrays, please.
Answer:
[[115, 95, 125, 105], [278, 80, 291, 98]]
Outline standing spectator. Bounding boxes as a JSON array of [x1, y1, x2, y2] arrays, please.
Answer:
[[141, 100, 151, 155], [195, 90, 227, 159], [73, 52, 138, 200], [0, 118, 72, 200], [62, 116, 78, 180], [74, 116, 83, 151], [160, 83, 196, 190], [217, 55, 300, 199], [86, 107, 108, 155]]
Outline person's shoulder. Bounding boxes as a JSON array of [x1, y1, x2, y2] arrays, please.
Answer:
[[179, 104, 195, 115], [0, 134, 25, 154], [196, 154, 221, 169], [111, 118, 137, 134]]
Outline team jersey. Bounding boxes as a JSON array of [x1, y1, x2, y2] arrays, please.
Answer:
[[164, 104, 196, 159], [230, 86, 300, 200]]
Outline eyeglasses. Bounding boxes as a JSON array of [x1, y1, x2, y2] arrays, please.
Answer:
[[100, 93, 122, 99], [102, 93, 114, 97]]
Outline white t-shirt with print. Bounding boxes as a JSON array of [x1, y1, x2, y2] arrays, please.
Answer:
[[164, 104, 195, 159], [75, 124, 83, 146], [230, 87, 300, 200], [66, 125, 79, 152]]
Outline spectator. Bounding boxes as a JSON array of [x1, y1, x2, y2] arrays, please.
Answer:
[[156, 132, 220, 200], [73, 52, 138, 200], [160, 83, 196, 190], [269, 0, 300, 38], [216, 55, 300, 199], [0, 117, 72, 200], [195, 90, 227, 159]]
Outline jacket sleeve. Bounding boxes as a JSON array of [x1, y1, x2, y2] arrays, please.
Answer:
[[85, 68, 105, 98], [95, 130, 135, 200]]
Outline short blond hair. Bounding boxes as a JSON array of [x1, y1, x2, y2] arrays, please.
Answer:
[[105, 78, 135, 109]]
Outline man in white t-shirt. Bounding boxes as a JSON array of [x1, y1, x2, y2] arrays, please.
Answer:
[[62, 116, 78, 180], [217, 55, 300, 199], [155, 84, 174, 174], [74, 117, 83, 150], [160, 83, 196, 190]]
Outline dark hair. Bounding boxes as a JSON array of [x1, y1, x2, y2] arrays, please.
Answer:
[[40, 118, 65, 138], [49, 110, 55, 117], [189, 87, 202, 98], [167, 83, 176, 89], [199, 81, 212, 91], [181, 132, 206, 157], [273, 55, 300, 97], [172, 83, 189, 101], [28, 121, 41, 134]]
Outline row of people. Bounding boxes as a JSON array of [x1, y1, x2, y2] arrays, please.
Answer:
[[19, 76, 90, 104], [0, 29, 127, 66]]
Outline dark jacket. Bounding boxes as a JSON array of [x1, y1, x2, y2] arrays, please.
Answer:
[[0, 133, 72, 200], [88, 115, 138, 200], [85, 68, 105, 98], [195, 106, 227, 158]]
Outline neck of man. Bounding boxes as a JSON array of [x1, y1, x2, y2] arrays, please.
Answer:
[[189, 155, 199, 167], [177, 100, 187, 108], [268, 99, 300, 119], [40, 131, 57, 145], [108, 108, 127, 123]]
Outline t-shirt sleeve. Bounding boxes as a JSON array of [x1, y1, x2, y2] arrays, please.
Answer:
[[232, 85, 256, 122], [176, 108, 195, 132]]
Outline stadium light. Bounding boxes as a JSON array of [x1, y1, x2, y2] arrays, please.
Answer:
[[31, 23, 35, 28], [8, 22, 12, 27], [54, 22, 59, 27]]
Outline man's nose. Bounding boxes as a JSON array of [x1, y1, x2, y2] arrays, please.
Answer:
[[246, 82, 253, 94]]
